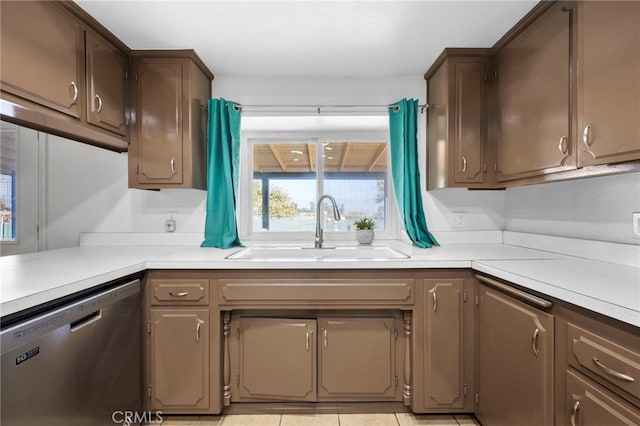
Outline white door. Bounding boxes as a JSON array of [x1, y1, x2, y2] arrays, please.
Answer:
[[0, 122, 45, 256]]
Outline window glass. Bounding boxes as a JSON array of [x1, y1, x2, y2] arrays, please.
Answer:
[[0, 129, 17, 241], [250, 139, 389, 235]]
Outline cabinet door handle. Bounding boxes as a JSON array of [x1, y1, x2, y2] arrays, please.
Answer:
[[570, 400, 580, 426], [323, 329, 328, 348], [305, 330, 312, 351], [558, 135, 568, 155], [169, 291, 189, 297], [170, 158, 176, 174], [532, 328, 540, 356], [69, 81, 78, 104], [432, 291, 437, 312], [462, 156, 467, 173], [196, 321, 201, 343], [593, 358, 635, 382], [94, 94, 103, 113], [582, 124, 593, 147]]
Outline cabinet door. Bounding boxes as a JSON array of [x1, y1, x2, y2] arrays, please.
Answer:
[[477, 285, 554, 426], [424, 279, 464, 409], [134, 60, 184, 184], [238, 318, 316, 401], [150, 309, 209, 410], [577, 2, 640, 167], [0, 1, 82, 118], [85, 31, 128, 136], [452, 61, 486, 185], [495, 3, 574, 182], [567, 370, 640, 425], [318, 317, 397, 400]]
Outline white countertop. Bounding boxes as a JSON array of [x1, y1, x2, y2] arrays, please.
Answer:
[[1, 241, 639, 327]]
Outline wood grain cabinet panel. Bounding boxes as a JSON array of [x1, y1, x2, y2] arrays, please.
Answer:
[[150, 309, 210, 410], [425, 50, 490, 189], [423, 279, 465, 409], [566, 370, 640, 426], [577, 1, 640, 167], [85, 30, 128, 136], [318, 317, 397, 400], [236, 318, 317, 402], [1, 1, 83, 119], [495, 2, 575, 182], [476, 285, 554, 426], [568, 322, 640, 402], [129, 51, 212, 189]]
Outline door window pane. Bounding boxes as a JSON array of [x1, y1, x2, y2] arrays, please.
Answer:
[[0, 129, 17, 241]]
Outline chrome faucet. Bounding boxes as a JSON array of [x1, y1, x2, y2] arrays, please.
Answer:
[[314, 194, 341, 248]]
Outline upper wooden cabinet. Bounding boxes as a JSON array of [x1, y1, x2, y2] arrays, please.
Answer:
[[494, 2, 575, 183], [576, 1, 640, 167], [85, 30, 128, 136], [1, 1, 83, 119], [129, 51, 212, 190], [425, 49, 492, 190], [0, 1, 130, 151]]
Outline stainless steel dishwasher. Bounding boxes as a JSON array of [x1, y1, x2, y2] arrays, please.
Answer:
[[1, 278, 142, 426]]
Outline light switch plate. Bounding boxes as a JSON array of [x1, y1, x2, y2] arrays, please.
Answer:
[[633, 212, 640, 239]]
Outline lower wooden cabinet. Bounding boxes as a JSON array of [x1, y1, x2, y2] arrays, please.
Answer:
[[476, 283, 554, 426], [149, 309, 210, 411], [318, 317, 397, 399], [566, 370, 640, 425], [422, 279, 469, 410], [237, 318, 316, 401], [230, 315, 402, 402]]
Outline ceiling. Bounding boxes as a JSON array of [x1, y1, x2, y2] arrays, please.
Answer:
[[76, 0, 537, 78], [253, 141, 387, 174]]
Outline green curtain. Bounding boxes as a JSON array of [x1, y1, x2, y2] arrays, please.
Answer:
[[201, 98, 243, 248], [389, 98, 439, 248]]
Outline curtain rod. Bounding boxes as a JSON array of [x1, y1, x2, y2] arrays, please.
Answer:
[[229, 103, 429, 113]]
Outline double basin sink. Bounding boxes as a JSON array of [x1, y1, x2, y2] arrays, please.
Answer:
[[226, 245, 410, 262]]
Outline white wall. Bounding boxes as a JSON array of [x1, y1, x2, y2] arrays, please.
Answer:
[[48, 74, 640, 248], [39, 75, 507, 249], [504, 172, 640, 245]]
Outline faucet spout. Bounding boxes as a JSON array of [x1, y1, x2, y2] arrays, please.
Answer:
[[315, 194, 341, 248]]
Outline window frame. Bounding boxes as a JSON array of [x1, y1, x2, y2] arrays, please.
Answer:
[[238, 130, 399, 243]]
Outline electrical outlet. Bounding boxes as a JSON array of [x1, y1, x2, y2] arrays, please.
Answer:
[[451, 212, 466, 229], [165, 219, 176, 232], [633, 212, 640, 239]]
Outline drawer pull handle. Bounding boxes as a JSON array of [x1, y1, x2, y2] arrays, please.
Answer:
[[593, 357, 635, 382], [570, 400, 580, 426], [532, 328, 540, 356], [323, 329, 328, 348], [169, 291, 189, 297]]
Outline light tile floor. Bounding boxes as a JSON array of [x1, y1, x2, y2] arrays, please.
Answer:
[[158, 413, 480, 426]]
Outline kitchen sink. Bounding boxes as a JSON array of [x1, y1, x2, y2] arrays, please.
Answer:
[[226, 245, 410, 261]]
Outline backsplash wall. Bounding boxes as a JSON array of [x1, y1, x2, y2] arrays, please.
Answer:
[[503, 172, 640, 245]]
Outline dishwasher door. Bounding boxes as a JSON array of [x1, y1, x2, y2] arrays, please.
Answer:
[[1, 279, 142, 426]]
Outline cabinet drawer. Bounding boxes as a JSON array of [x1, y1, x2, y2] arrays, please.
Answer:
[[568, 322, 640, 402], [219, 279, 414, 306], [150, 279, 209, 305], [566, 370, 640, 425]]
